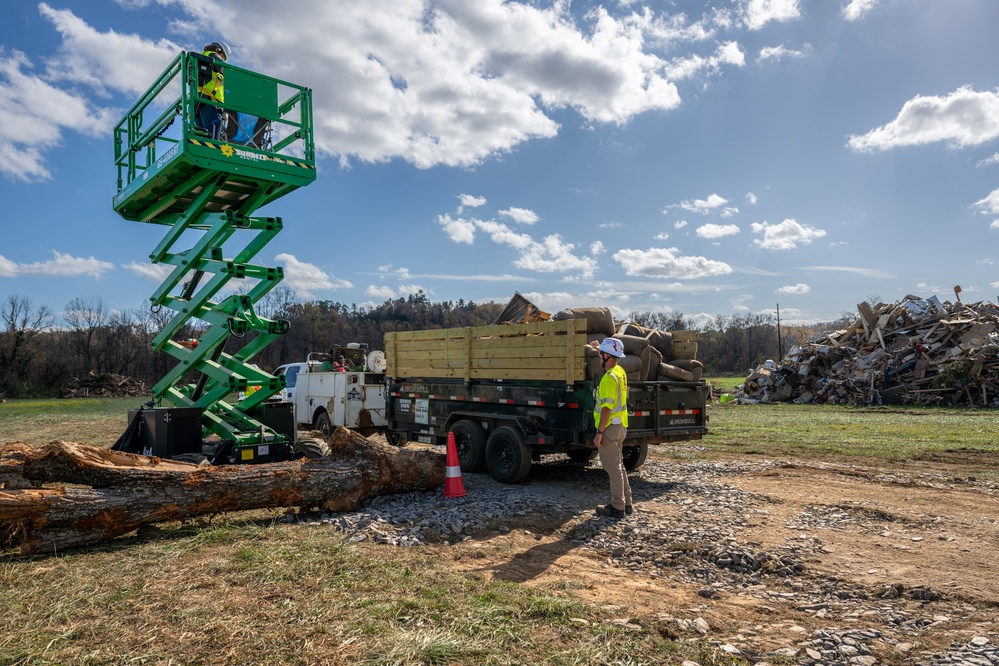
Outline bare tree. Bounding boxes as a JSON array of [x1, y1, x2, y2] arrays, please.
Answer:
[[0, 295, 54, 398], [64, 296, 109, 375]]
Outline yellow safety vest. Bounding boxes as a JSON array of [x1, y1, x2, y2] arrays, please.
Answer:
[[199, 50, 225, 103], [594, 364, 629, 429]]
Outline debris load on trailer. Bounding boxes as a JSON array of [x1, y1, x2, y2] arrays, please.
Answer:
[[736, 295, 999, 406]]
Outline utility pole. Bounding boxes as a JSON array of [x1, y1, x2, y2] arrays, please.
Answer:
[[776, 303, 783, 360]]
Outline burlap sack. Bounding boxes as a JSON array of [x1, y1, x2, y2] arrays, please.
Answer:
[[554, 307, 615, 337], [585, 345, 605, 380], [647, 329, 672, 360], [614, 334, 649, 355], [658, 362, 695, 382], [619, 354, 643, 382], [671, 358, 703, 381], [643, 345, 663, 380]]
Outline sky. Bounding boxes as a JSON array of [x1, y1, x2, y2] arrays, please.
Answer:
[[2, 0, 999, 329]]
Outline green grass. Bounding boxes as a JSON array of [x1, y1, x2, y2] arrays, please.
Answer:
[[0, 396, 150, 447], [0, 522, 731, 665], [704, 401, 999, 466], [704, 374, 745, 394]]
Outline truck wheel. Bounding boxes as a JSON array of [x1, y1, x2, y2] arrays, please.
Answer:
[[171, 452, 209, 466], [314, 412, 333, 437], [450, 420, 486, 472], [386, 431, 408, 447], [623, 442, 648, 471], [485, 426, 532, 484], [566, 449, 597, 464], [294, 438, 331, 459]]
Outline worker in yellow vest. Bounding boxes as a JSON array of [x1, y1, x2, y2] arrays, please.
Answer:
[[591, 337, 632, 519], [194, 41, 231, 139]]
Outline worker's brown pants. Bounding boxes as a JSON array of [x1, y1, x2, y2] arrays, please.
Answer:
[[598, 423, 632, 511]]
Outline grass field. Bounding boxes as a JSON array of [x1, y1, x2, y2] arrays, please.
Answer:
[[2, 396, 999, 664]]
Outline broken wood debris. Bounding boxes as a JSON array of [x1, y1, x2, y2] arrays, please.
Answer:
[[736, 295, 999, 407]]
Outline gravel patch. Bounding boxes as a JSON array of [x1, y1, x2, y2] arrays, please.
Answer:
[[284, 452, 997, 665]]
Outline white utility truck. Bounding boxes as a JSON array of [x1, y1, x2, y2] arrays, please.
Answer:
[[286, 343, 388, 436]]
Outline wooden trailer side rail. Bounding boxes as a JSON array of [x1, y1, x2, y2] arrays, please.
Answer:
[[385, 319, 589, 384]]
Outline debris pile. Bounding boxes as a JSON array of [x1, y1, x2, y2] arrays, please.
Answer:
[[737, 295, 999, 406], [60, 371, 150, 399]]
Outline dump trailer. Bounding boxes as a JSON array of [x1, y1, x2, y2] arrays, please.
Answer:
[[384, 319, 707, 483]]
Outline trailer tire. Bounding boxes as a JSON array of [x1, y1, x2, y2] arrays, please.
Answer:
[[294, 438, 331, 459], [450, 420, 487, 473], [314, 412, 333, 437], [623, 442, 648, 471], [485, 426, 532, 484], [566, 448, 597, 464]]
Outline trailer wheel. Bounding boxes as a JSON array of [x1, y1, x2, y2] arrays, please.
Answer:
[[450, 420, 487, 473], [485, 426, 532, 484], [566, 449, 597, 464], [623, 442, 648, 471], [314, 412, 333, 437], [294, 438, 331, 459]]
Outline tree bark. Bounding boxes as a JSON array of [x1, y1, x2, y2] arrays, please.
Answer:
[[0, 428, 444, 555]]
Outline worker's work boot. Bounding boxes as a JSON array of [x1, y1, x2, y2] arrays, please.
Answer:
[[596, 504, 626, 519], [625, 504, 634, 515]]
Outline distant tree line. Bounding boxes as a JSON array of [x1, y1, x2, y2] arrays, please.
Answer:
[[1, 289, 831, 398]]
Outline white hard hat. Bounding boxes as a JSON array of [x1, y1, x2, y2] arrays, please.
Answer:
[[205, 41, 231, 61], [598, 338, 625, 358]]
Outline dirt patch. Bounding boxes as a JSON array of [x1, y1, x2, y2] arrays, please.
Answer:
[[439, 449, 999, 659]]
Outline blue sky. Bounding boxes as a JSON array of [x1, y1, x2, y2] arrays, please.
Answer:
[[2, 0, 999, 327]]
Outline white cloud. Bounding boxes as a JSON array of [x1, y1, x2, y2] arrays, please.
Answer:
[[499, 207, 540, 224], [665, 40, 744, 81], [475, 219, 597, 277], [679, 193, 729, 214], [654, 232, 669, 240], [674, 220, 688, 229], [991, 220, 999, 229], [0, 250, 114, 278], [777, 283, 810, 295], [977, 153, 999, 167], [438, 213, 478, 244], [591, 241, 605, 255], [802, 265, 894, 279], [123, 261, 174, 282], [751, 219, 826, 250], [848, 86, 999, 152], [612, 247, 732, 279], [457, 194, 487, 211], [696, 223, 740, 239], [365, 284, 397, 299], [746, 192, 758, 204], [742, 0, 800, 31], [757, 44, 807, 63], [5, 1, 715, 179], [842, 0, 878, 21], [274, 253, 352, 298], [973, 187, 999, 215]]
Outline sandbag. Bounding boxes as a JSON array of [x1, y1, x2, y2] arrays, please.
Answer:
[[658, 362, 695, 382], [585, 345, 605, 380], [613, 334, 649, 355], [554, 307, 615, 337]]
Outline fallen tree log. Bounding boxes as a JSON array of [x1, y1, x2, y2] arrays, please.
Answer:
[[0, 428, 445, 555]]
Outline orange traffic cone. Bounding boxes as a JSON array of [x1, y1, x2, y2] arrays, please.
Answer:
[[443, 431, 467, 498]]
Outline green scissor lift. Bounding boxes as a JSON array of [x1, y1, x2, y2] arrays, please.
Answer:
[[112, 51, 316, 463]]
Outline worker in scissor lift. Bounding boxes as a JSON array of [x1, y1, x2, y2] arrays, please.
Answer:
[[194, 41, 231, 139]]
